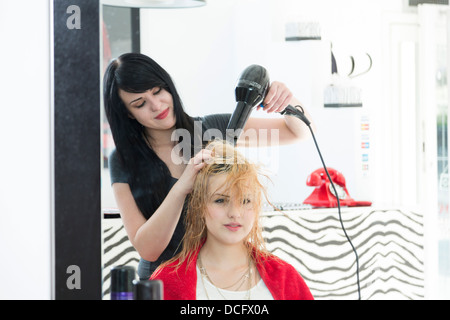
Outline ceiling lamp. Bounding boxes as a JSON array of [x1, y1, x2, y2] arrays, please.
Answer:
[[101, 0, 206, 8]]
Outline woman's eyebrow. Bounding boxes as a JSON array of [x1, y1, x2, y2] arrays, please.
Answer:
[[129, 97, 142, 106], [212, 193, 230, 197]]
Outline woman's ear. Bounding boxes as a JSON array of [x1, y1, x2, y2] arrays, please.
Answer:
[[127, 113, 135, 120]]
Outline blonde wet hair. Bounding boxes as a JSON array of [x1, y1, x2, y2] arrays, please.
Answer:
[[156, 139, 274, 273]]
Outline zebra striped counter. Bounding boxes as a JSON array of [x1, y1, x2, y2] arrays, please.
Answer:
[[102, 209, 140, 300], [102, 206, 424, 300], [261, 205, 425, 300]]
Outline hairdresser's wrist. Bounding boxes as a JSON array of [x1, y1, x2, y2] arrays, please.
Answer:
[[283, 102, 315, 138], [171, 179, 192, 197]]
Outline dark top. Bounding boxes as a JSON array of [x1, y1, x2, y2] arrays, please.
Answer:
[[108, 113, 231, 279]]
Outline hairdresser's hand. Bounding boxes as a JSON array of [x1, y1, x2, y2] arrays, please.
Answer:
[[258, 81, 294, 114], [175, 149, 212, 196]]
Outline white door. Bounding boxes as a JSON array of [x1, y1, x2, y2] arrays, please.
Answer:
[[418, 4, 450, 300]]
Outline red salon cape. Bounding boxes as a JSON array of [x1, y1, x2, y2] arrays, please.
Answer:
[[150, 245, 314, 300]]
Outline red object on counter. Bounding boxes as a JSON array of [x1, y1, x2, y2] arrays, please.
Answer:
[[303, 167, 372, 208]]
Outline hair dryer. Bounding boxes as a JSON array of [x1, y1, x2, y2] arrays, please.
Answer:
[[226, 64, 270, 144]]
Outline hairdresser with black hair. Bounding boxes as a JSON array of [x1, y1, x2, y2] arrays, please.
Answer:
[[103, 53, 313, 280]]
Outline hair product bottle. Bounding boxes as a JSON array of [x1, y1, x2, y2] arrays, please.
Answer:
[[110, 266, 136, 300]]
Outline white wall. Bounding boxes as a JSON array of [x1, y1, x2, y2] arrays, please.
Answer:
[[139, 0, 406, 206], [0, 0, 52, 299]]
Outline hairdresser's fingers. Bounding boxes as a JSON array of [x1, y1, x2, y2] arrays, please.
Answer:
[[193, 162, 207, 171], [190, 149, 212, 167], [262, 82, 279, 111], [274, 92, 292, 113], [263, 81, 293, 113], [177, 150, 212, 195], [268, 89, 292, 113]]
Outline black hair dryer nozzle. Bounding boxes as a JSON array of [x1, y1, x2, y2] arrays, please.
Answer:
[[226, 65, 270, 144]]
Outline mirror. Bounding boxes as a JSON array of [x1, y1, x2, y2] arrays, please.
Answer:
[[100, 4, 141, 299], [93, 0, 448, 299], [98, 0, 363, 300]]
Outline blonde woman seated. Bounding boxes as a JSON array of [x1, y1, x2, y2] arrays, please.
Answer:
[[150, 140, 313, 300]]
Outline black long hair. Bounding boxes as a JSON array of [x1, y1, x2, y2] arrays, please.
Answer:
[[103, 53, 195, 219]]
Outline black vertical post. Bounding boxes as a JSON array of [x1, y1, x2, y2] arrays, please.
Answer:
[[131, 8, 141, 53], [53, 0, 101, 299]]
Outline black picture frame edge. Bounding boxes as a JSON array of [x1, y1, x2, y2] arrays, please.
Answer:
[[52, 0, 141, 300], [53, 0, 102, 300]]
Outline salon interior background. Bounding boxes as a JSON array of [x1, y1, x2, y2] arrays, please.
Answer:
[[1, 0, 449, 299]]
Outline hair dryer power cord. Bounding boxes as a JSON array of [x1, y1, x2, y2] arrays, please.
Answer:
[[282, 105, 361, 300]]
